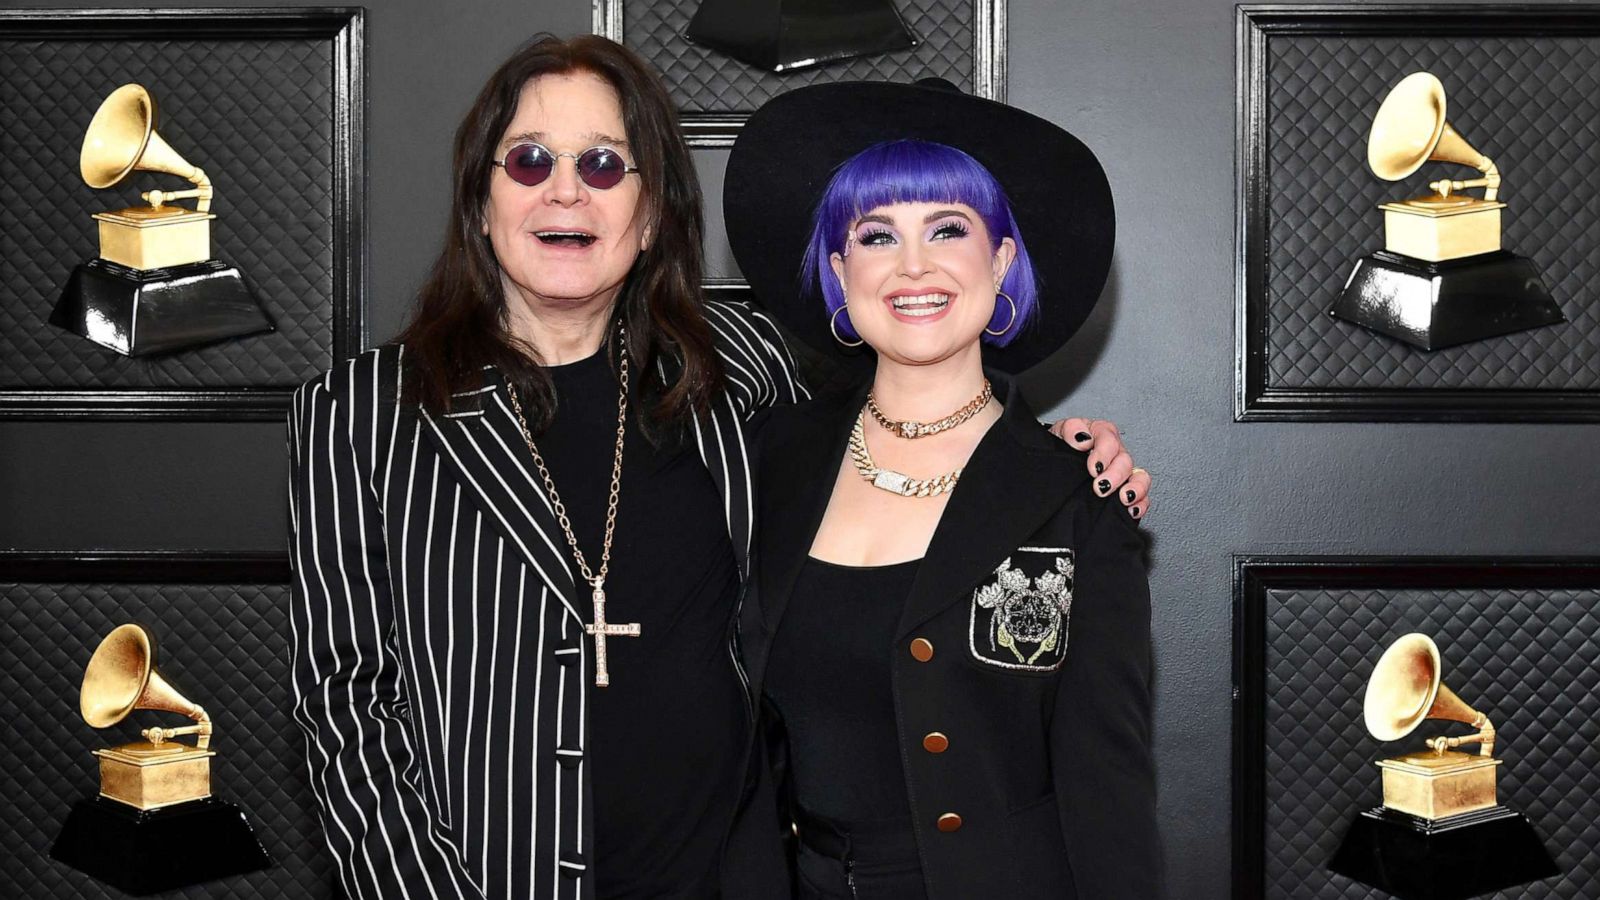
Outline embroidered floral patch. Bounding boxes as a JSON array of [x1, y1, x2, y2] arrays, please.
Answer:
[[968, 547, 1074, 672]]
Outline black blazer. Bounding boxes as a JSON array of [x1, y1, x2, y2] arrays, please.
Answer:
[[287, 300, 805, 900], [738, 372, 1162, 899]]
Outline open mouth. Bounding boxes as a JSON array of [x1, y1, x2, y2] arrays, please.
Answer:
[[888, 292, 952, 317], [533, 230, 597, 248]]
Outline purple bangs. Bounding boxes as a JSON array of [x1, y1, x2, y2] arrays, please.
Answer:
[[800, 139, 1039, 345]]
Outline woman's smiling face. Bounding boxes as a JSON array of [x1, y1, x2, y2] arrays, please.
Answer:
[[829, 201, 1015, 367]]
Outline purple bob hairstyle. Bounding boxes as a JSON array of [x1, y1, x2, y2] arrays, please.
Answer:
[[800, 139, 1040, 345]]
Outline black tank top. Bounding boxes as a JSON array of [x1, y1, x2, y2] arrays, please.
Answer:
[[763, 556, 921, 826]]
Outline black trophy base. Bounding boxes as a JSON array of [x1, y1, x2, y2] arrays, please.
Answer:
[[51, 257, 275, 357], [1330, 250, 1564, 351], [50, 795, 272, 895], [686, 0, 917, 72], [1328, 805, 1558, 900]]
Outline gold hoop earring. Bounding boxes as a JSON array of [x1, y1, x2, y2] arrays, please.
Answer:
[[830, 306, 864, 347], [985, 290, 1018, 337]]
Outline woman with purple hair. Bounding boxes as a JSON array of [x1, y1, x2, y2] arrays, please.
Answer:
[[723, 81, 1160, 898]]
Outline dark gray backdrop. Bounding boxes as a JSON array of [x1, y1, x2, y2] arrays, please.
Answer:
[[3, 1, 1598, 897]]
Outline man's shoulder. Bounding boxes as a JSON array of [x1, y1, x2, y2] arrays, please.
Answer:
[[296, 344, 405, 407], [701, 297, 807, 412], [703, 297, 778, 347]]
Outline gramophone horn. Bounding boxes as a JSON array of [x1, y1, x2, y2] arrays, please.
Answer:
[[1367, 72, 1497, 199], [1363, 632, 1487, 743], [80, 623, 204, 730], [79, 84, 204, 195]]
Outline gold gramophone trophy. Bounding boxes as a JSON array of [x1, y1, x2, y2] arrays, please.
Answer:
[[1328, 634, 1557, 899], [50, 83, 274, 356], [49, 624, 269, 894], [1330, 72, 1564, 350]]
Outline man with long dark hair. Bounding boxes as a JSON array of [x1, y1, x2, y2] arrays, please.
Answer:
[[288, 34, 1147, 899]]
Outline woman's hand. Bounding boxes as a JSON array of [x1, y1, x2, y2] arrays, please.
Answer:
[[1048, 418, 1150, 521]]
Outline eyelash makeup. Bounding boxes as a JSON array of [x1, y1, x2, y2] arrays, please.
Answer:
[[846, 216, 972, 254]]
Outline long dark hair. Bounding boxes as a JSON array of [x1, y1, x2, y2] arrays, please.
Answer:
[[396, 34, 722, 431]]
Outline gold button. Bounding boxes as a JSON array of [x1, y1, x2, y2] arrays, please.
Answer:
[[937, 813, 962, 832], [910, 638, 934, 662], [923, 732, 949, 753]]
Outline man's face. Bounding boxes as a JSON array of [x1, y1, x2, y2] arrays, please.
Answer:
[[483, 72, 650, 320]]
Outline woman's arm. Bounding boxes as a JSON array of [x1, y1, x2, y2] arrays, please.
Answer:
[[287, 374, 487, 900], [1049, 500, 1162, 898]]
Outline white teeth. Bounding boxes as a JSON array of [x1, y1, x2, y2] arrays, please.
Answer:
[[890, 293, 951, 317], [535, 231, 592, 238]]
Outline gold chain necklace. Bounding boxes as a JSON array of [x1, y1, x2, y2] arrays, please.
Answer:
[[506, 331, 640, 687], [867, 379, 992, 439], [849, 409, 963, 498]]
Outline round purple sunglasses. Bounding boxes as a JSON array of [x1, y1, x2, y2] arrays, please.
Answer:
[[493, 142, 640, 190]]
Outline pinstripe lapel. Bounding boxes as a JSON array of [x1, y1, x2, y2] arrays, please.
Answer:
[[419, 387, 586, 623], [413, 296, 784, 621], [687, 390, 756, 579]]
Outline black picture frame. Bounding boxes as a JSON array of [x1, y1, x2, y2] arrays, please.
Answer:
[[593, 0, 1007, 148], [1235, 5, 1600, 422], [0, 549, 290, 584], [1231, 554, 1600, 898], [0, 8, 365, 421], [0, 549, 342, 899]]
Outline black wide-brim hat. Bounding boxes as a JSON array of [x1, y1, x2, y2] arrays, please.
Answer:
[[724, 78, 1115, 374]]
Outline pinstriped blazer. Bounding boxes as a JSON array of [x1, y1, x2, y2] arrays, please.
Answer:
[[287, 299, 807, 900]]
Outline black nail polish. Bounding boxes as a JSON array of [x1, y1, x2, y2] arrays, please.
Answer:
[[1098, 479, 1111, 494], [1074, 431, 1091, 443], [1126, 489, 1136, 503], [1094, 461, 1105, 475], [1131, 506, 1141, 517]]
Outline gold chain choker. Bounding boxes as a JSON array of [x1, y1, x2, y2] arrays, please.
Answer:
[[867, 379, 993, 439]]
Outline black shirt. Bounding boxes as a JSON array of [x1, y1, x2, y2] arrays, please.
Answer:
[[763, 556, 920, 826], [535, 348, 746, 899]]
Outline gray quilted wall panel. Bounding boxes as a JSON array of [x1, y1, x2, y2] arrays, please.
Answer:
[[1263, 36, 1600, 390], [1263, 586, 1600, 899], [624, 0, 975, 112], [0, 581, 338, 898], [0, 36, 337, 389]]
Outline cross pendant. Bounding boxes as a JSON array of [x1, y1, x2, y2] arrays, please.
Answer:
[[584, 580, 640, 687]]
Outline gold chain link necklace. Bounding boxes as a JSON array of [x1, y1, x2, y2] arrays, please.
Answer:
[[506, 330, 640, 687], [866, 378, 993, 439], [849, 409, 964, 498]]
